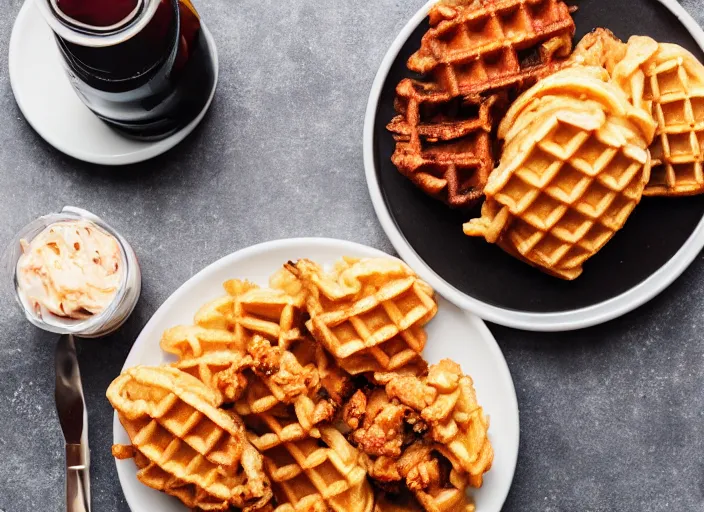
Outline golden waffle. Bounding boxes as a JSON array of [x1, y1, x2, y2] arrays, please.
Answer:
[[612, 37, 704, 196], [161, 280, 304, 359], [387, 85, 498, 208], [464, 66, 657, 279], [161, 323, 244, 360], [107, 366, 272, 511], [286, 257, 437, 375], [223, 279, 306, 349], [114, 446, 246, 512], [572, 30, 704, 196], [172, 349, 254, 404], [161, 281, 307, 403], [409, 0, 576, 97], [246, 412, 374, 512]]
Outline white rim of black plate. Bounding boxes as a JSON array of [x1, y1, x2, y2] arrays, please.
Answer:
[[113, 238, 519, 512], [364, 0, 704, 332]]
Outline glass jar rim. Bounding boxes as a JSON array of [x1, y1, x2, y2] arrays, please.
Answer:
[[34, 0, 162, 47]]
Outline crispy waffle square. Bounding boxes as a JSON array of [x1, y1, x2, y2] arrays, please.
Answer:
[[410, 0, 575, 96], [387, 84, 498, 208], [464, 67, 656, 279], [643, 45, 704, 196], [107, 366, 272, 511], [245, 412, 374, 512], [286, 258, 437, 375]]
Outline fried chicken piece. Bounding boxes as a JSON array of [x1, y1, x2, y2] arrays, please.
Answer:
[[212, 358, 251, 402], [385, 360, 493, 487], [369, 441, 476, 512], [310, 397, 336, 425], [386, 374, 436, 411], [247, 335, 282, 375], [237, 335, 351, 432], [246, 337, 318, 402], [270, 349, 319, 401], [349, 358, 492, 507], [346, 387, 432, 493], [343, 389, 368, 430], [365, 455, 402, 486], [396, 442, 441, 491], [349, 388, 409, 458]]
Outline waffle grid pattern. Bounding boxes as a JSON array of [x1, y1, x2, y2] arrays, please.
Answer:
[[247, 416, 370, 512], [387, 83, 497, 208], [134, 449, 234, 511], [409, 0, 576, 96], [108, 367, 269, 511], [229, 284, 304, 350], [645, 52, 704, 195], [472, 109, 649, 279], [306, 277, 436, 374]]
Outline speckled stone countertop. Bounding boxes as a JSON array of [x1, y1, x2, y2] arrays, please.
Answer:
[[1, 1, 704, 511]]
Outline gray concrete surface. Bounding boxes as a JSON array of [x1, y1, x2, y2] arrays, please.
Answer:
[[1, 0, 704, 511]]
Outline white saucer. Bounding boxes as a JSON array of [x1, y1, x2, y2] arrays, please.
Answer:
[[8, 0, 219, 165], [113, 238, 520, 512]]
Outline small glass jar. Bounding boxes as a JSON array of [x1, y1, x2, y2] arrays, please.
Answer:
[[5, 206, 141, 338]]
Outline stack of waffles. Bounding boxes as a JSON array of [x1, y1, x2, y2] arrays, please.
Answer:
[[387, 0, 576, 208], [107, 256, 493, 512], [463, 65, 656, 279], [583, 30, 704, 196], [387, 0, 704, 280]]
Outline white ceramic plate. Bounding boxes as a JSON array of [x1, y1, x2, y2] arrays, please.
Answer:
[[363, 0, 704, 332], [8, 0, 219, 165], [113, 238, 520, 512]]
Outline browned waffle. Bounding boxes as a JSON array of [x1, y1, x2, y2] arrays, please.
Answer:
[[387, 0, 575, 208], [387, 84, 498, 208], [410, 0, 576, 96]]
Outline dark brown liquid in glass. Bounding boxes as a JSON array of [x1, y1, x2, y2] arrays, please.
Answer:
[[54, 0, 215, 141]]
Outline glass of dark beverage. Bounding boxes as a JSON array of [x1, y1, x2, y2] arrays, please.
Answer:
[[35, 0, 217, 141]]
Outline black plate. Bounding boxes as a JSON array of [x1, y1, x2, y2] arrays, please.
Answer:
[[373, 0, 704, 314]]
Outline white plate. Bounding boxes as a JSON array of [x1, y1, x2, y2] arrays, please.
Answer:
[[113, 238, 520, 512], [8, 0, 219, 166], [362, 0, 704, 332]]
